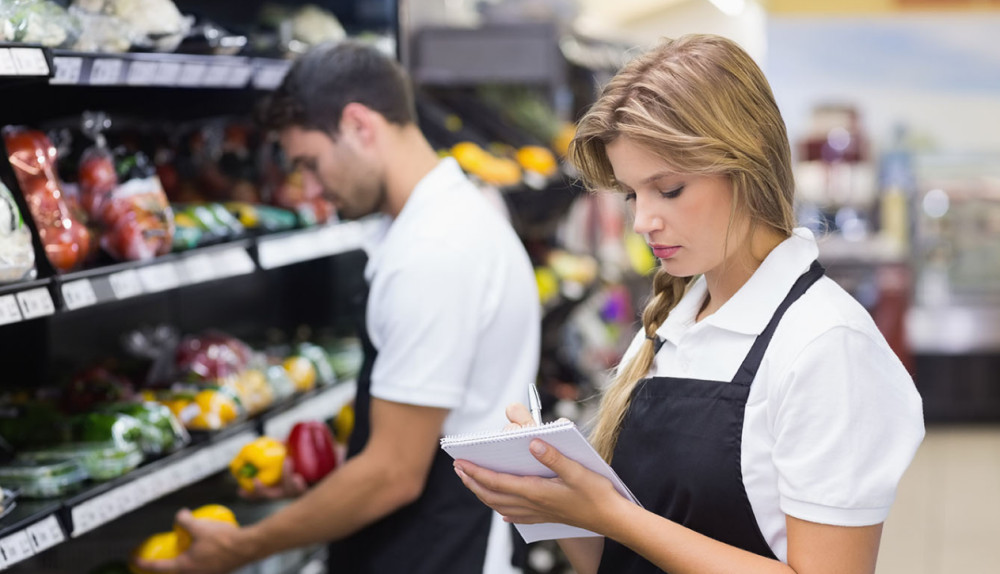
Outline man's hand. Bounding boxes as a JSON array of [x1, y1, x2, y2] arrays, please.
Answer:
[[237, 459, 308, 500], [132, 509, 252, 574]]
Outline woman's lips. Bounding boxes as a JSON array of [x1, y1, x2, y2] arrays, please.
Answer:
[[649, 244, 680, 259]]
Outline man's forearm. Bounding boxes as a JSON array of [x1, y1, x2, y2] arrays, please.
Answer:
[[238, 450, 420, 560]]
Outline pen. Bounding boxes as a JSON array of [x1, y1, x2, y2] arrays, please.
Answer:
[[528, 383, 543, 426]]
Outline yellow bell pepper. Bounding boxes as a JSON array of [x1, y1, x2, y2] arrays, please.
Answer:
[[130, 532, 179, 574], [175, 504, 238, 552], [283, 356, 317, 392], [229, 437, 286, 492]]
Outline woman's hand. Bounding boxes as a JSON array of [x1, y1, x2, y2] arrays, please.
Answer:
[[454, 436, 629, 536], [503, 402, 535, 430]]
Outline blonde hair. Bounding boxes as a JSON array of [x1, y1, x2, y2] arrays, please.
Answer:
[[570, 34, 797, 461]]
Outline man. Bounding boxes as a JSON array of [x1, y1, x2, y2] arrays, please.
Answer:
[[137, 41, 540, 574]]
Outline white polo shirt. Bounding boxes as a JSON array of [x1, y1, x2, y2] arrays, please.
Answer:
[[364, 157, 540, 574], [619, 227, 924, 563]]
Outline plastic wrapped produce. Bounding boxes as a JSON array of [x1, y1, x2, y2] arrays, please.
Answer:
[[72, 0, 192, 52], [175, 331, 253, 382], [0, 459, 87, 498], [0, 181, 36, 283], [3, 127, 93, 272], [0, 0, 80, 48]]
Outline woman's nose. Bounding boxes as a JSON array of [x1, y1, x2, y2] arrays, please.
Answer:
[[632, 196, 663, 235]]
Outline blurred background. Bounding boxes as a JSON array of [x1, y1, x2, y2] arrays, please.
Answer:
[[0, 1, 997, 573]]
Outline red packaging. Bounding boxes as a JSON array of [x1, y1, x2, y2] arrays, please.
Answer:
[[3, 127, 92, 272]]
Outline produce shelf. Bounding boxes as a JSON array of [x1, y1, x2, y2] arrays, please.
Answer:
[[0, 380, 355, 571], [0, 278, 57, 326]]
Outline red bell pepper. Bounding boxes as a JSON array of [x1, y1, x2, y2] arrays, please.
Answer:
[[287, 421, 338, 484]]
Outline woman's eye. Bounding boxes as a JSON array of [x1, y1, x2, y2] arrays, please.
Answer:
[[624, 192, 636, 202], [660, 186, 684, 199]]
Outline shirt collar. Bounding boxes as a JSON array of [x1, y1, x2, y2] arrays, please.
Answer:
[[364, 157, 463, 282], [655, 227, 819, 340]]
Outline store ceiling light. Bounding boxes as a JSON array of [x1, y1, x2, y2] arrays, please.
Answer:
[[708, 0, 746, 16]]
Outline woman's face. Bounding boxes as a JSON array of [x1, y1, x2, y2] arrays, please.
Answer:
[[606, 137, 749, 279]]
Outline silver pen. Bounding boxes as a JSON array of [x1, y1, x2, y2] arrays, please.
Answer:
[[528, 383, 543, 426]]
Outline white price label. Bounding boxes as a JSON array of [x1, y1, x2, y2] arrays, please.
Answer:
[[254, 65, 289, 89], [27, 515, 64, 554], [202, 65, 232, 87], [71, 501, 97, 536], [10, 47, 49, 76], [138, 263, 180, 292], [0, 49, 16, 76], [109, 270, 143, 300], [61, 279, 98, 310], [16, 288, 55, 320], [177, 63, 208, 87], [152, 61, 182, 86], [126, 61, 159, 86], [51, 56, 83, 84], [226, 65, 253, 88], [89, 58, 123, 85], [0, 294, 23, 325], [0, 530, 34, 566], [213, 248, 254, 278], [182, 254, 216, 284]]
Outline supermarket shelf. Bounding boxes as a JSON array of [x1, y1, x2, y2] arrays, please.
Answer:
[[256, 220, 369, 270], [0, 278, 57, 326], [0, 380, 356, 571], [0, 45, 52, 79], [48, 50, 291, 90]]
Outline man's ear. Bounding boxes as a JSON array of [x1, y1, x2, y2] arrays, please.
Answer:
[[339, 103, 379, 148]]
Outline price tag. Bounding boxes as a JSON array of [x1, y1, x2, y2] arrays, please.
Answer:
[[62, 279, 98, 310], [89, 58, 123, 85], [17, 288, 55, 320], [254, 65, 288, 90], [0, 294, 23, 326], [202, 65, 232, 87], [0, 530, 34, 566], [182, 254, 216, 285], [109, 270, 143, 300], [126, 61, 159, 86], [176, 63, 208, 87], [226, 64, 253, 88], [152, 61, 182, 86], [10, 47, 49, 76], [0, 49, 16, 76], [213, 248, 254, 278], [71, 501, 99, 537], [51, 56, 83, 84], [138, 263, 180, 292], [27, 515, 64, 554]]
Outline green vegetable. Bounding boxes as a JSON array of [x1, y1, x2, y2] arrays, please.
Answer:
[[73, 412, 145, 447], [103, 402, 189, 455]]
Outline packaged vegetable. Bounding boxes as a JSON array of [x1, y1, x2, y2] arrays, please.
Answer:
[[3, 127, 93, 272], [174, 504, 237, 552], [1, 0, 81, 48], [231, 369, 272, 415], [0, 181, 36, 283], [332, 402, 354, 445], [287, 421, 338, 484], [22, 440, 144, 481], [0, 458, 87, 498], [295, 342, 336, 386], [69, 411, 145, 447], [229, 436, 285, 492], [103, 402, 189, 455], [72, 0, 192, 52], [0, 402, 63, 449], [130, 531, 179, 574], [282, 356, 317, 392], [175, 331, 253, 382], [264, 364, 295, 401], [177, 388, 241, 431]]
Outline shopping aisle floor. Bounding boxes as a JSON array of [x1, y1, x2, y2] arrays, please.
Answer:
[[877, 425, 1000, 574]]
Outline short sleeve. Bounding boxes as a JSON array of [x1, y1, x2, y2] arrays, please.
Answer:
[[771, 326, 925, 526], [367, 243, 485, 409]]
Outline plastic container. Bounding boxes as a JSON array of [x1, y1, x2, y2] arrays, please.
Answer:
[[0, 459, 88, 498], [22, 441, 144, 481]]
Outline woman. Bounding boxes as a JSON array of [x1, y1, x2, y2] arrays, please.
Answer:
[[453, 34, 924, 574]]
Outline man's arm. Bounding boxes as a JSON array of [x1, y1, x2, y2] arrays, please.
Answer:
[[240, 397, 449, 558]]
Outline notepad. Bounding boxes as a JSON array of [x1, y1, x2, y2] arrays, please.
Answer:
[[440, 419, 640, 543]]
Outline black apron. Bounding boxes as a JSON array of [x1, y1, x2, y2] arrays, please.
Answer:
[[598, 261, 825, 573], [327, 280, 493, 573]]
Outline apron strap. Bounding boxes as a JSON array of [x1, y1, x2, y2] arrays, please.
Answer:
[[731, 260, 825, 386]]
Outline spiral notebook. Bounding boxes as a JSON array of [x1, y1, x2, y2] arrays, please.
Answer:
[[440, 419, 640, 543]]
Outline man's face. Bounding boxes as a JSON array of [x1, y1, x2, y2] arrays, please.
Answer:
[[279, 126, 386, 220]]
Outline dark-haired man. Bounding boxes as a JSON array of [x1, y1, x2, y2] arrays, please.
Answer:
[[137, 41, 539, 574]]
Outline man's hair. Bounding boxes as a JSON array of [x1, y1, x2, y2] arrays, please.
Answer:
[[258, 41, 417, 134]]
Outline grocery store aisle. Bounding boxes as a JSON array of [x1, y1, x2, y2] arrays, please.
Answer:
[[877, 425, 1000, 574]]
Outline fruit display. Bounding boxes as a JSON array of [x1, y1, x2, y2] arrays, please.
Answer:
[[449, 141, 522, 188], [174, 504, 238, 552], [130, 531, 180, 574], [229, 436, 286, 492], [3, 127, 93, 272], [0, 180, 37, 283], [0, 458, 88, 499]]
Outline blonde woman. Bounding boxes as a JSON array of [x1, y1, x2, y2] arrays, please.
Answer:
[[454, 34, 924, 574]]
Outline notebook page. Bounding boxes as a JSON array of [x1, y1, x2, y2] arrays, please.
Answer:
[[441, 420, 638, 542]]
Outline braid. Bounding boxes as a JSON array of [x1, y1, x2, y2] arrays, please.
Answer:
[[592, 269, 694, 461]]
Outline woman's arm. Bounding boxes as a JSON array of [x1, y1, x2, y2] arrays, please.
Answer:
[[456, 441, 883, 574], [556, 537, 604, 574]]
